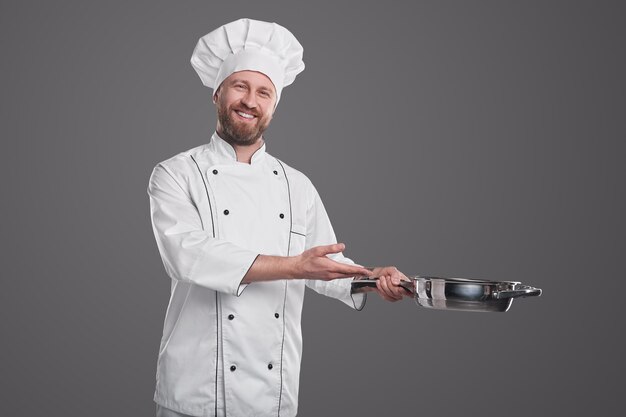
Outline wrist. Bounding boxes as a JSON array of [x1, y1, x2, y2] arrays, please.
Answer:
[[284, 255, 302, 279]]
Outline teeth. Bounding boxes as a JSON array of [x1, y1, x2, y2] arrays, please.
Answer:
[[236, 111, 254, 119]]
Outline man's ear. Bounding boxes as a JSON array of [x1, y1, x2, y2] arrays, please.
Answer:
[[213, 85, 221, 104]]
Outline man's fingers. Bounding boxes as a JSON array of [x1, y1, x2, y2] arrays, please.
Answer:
[[312, 243, 345, 257], [377, 276, 395, 301], [332, 262, 371, 278], [310, 245, 372, 278], [380, 276, 403, 301], [376, 279, 398, 302], [375, 279, 387, 300], [304, 244, 382, 280], [365, 266, 413, 301], [389, 276, 405, 298]]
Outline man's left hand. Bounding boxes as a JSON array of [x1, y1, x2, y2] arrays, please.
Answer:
[[368, 266, 413, 302]]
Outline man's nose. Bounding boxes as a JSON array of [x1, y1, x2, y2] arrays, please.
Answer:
[[240, 91, 257, 108]]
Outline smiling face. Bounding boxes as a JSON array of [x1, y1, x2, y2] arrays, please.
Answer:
[[214, 70, 277, 146]]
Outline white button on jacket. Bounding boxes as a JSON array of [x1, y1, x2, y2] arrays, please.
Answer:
[[148, 133, 366, 417]]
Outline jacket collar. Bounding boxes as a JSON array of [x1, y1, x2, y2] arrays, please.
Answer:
[[208, 132, 266, 165]]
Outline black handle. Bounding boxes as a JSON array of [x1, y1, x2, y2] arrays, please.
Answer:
[[351, 278, 414, 294]]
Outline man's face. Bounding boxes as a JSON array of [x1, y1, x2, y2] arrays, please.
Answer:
[[214, 70, 277, 146]]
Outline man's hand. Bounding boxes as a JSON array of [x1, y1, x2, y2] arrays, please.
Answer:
[[242, 243, 372, 283], [368, 266, 412, 302], [292, 243, 372, 280]]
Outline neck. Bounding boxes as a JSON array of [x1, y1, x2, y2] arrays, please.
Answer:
[[233, 139, 264, 164], [216, 129, 264, 164]]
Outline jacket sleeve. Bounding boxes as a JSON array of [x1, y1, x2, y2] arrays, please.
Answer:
[[304, 185, 367, 311], [148, 163, 258, 296]]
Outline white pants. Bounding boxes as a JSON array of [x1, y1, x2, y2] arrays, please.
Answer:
[[156, 404, 196, 417]]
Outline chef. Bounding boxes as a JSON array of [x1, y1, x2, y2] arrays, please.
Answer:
[[148, 18, 410, 417]]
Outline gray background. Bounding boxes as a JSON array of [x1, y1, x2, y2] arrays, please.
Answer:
[[2, 1, 624, 416]]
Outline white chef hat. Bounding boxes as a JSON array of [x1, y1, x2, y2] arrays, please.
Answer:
[[190, 18, 305, 105]]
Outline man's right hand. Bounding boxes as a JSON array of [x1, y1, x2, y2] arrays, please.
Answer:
[[291, 243, 372, 280], [242, 243, 371, 283]]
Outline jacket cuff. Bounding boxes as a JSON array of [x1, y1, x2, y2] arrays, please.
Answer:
[[350, 291, 367, 311], [235, 254, 260, 296]]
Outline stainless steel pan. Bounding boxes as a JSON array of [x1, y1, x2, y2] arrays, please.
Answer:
[[351, 276, 542, 312]]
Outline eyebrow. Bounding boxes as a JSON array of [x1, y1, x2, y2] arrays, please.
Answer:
[[229, 78, 249, 85]]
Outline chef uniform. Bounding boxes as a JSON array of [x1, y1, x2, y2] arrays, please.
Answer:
[[148, 19, 366, 417]]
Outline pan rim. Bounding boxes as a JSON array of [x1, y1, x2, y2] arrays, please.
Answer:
[[412, 276, 520, 285]]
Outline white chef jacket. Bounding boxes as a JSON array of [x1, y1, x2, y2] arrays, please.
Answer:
[[148, 133, 367, 417]]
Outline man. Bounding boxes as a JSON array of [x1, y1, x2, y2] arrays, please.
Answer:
[[148, 18, 410, 417]]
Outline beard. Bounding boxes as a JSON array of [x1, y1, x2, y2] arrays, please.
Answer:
[[216, 100, 271, 146]]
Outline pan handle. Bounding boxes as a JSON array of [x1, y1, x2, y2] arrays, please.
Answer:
[[495, 285, 542, 299], [351, 278, 414, 294]]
